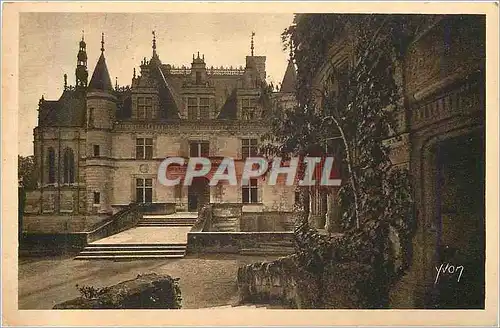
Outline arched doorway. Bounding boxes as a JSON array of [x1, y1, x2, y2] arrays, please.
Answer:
[[188, 177, 210, 212], [431, 130, 485, 308]]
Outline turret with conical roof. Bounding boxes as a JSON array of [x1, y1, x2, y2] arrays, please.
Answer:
[[280, 58, 297, 93], [85, 32, 116, 215], [88, 33, 113, 91]]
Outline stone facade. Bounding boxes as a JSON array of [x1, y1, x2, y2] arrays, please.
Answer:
[[28, 33, 296, 218]]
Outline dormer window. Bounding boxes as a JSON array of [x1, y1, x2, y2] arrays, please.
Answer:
[[137, 96, 152, 119], [199, 98, 210, 119], [241, 98, 256, 120], [187, 97, 211, 120], [196, 71, 202, 85], [188, 97, 198, 119]]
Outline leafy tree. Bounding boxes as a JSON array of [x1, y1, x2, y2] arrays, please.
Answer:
[[18, 155, 37, 190]]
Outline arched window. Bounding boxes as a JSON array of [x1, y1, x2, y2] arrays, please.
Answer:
[[47, 147, 56, 183], [63, 148, 75, 183]]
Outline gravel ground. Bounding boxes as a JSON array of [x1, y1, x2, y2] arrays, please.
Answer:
[[18, 253, 278, 309]]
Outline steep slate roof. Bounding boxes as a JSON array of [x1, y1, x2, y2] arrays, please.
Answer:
[[217, 88, 238, 119], [280, 59, 297, 93], [88, 53, 113, 91], [38, 89, 86, 127]]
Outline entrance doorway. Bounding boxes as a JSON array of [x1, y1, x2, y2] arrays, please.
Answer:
[[432, 130, 485, 308], [188, 177, 210, 212]]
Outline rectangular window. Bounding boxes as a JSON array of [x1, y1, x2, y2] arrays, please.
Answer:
[[136, 178, 153, 203], [93, 191, 100, 204], [295, 191, 301, 204], [187, 97, 198, 120], [189, 142, 209, 157], [93, 145, 100, 157], [242, 178, 258, 204], [242, 98, 256, 120], [145, 97, 152, 119], [138, 97, 145, 119], [241, 138, 258, 159], [137, 97, 152, 119], [196, 71, 202, 85], [199, 98, 210, 119], [136, 138, 153, 159]]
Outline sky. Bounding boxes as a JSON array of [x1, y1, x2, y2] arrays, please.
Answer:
[[18, 13, 295, 156]]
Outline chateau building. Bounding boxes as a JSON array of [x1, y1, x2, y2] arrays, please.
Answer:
[[25, 32, 299, 217]]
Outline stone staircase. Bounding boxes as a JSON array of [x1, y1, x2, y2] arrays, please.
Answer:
[[239, 241, 295, 256], [74, 212, 197, 261], [74, 243, 187, 260], [137, 212, 198, 227]]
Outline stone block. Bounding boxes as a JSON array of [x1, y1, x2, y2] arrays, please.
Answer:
[[53, 273, 181, 309]]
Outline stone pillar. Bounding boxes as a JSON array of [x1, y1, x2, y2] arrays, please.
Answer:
[[319, 192, 328, 229], [307, 187, 316, 227], [325, 187, 342, 233], [307, 187, 325, 229]]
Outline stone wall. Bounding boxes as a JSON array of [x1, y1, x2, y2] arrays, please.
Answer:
[[20, 204, 141, 256], [240, 211, 294, 232], [237, 255, 377, 309], [237, 256, 300, 307], [19, 232, 89, 256], [187, 231, 294, 254]]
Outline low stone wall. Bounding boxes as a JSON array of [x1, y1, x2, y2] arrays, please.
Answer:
[[53, 273, 182, 309], [237, 256, 300, 308], [237, 235, 375, 309], [141, 203, 176, 215], [19, 232, 88, 256], [210, 203, 242, 232], [199, 203, 295, 232], [241, 211, 295, 232], [187, 231, 294, 254], [22, 215, 109, 234], [20, 204, 142, 257]]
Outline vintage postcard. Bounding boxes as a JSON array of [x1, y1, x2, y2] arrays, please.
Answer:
[[2, 1, 499, 327]]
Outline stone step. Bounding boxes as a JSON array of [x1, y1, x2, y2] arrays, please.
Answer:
[[76, 243, 188, 260], [74, 254, 185, 260], [86, 243, 186, 248], [136, 223, 194, 227], [239, 247, 294, 256], [259, 241, 294, 247], [138, 221, 196, 224], [142, 213, 198, 220], [78, 250, 186, 256], [139, 218, 197, 221]]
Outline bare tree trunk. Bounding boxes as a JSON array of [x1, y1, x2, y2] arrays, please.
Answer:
[[330, 117, 360, 229]]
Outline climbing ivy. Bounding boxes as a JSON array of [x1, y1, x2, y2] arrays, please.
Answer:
[[262, 14, 419, 308]]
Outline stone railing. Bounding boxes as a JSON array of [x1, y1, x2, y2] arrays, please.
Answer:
[[410, 73, 484, 130], [190, 204, 213, 233], [87, 203, 142, 243], [168, 67, 245, 76]]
